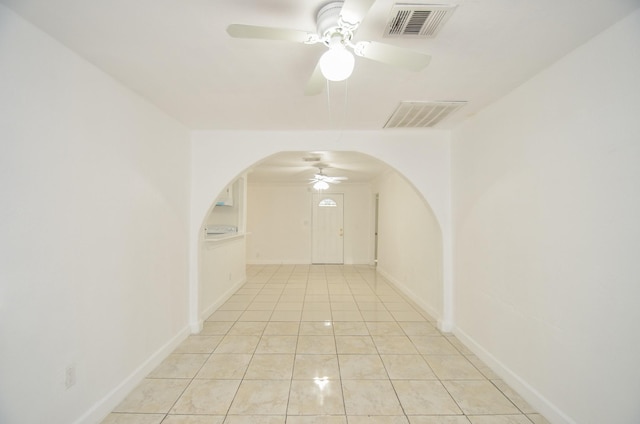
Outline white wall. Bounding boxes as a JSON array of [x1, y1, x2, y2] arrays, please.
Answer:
[[246, 183, 373, 264], [190, 134, 452, 329], [374, 172, 443, 321], [0, 6, 191, 424], [452, 9, 640, 424], [200, 236, 247, 319]]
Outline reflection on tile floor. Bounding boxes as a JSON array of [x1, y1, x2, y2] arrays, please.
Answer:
[[102, 264, 549, 424]]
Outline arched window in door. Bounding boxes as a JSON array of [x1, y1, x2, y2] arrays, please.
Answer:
[[318, 198, 337, 207]]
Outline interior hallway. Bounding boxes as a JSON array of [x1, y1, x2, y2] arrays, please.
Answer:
[[102, 264, 548, 424]]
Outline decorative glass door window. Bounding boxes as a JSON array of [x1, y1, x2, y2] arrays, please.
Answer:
[[318, 198, 337, 207]]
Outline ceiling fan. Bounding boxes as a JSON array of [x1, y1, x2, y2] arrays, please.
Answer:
[[310, 166, 348, 190], [226, 0, 431, 95]]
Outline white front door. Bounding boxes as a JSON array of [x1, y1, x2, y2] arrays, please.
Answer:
[[312, 193, 344, 264]]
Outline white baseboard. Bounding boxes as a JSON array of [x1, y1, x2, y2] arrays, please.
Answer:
[[198, 276, 247, 324], [74, 324, 191, 424], [376, 266, 441, 324], [454, 326, 575, 424]]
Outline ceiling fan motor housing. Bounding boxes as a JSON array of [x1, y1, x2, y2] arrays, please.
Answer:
[[317, 1, 353, 42]]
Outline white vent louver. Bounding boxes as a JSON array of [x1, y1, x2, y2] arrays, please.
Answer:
[[384, 4, 456, 38], [384, 101, 467, 128]]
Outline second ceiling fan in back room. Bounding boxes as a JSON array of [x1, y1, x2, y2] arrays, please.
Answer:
[[226, 0, 432, 95], [310, 166, 348, 190]]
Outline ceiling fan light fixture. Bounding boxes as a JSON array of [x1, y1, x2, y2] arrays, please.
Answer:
[[319, 46, 355, 81], [313, 180, 330, 190]]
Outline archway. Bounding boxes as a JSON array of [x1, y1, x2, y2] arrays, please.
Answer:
[[189, 130, 453, 332], [191, 132, 451, 331]]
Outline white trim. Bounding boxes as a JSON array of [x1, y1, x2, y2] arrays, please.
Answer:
[[454, 326, 576, 424], [72, 325, 191, 424], [199, 276, 247, 323], [376, 265, 441, 325]]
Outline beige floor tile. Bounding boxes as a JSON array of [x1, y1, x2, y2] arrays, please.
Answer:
[[100, 413, 165, 424], [148, 354, 209, 379], [445, 336, 473, 355], [244, 354, 294, 379], [174, 336, 222, 354], [372, 336, 418, 354], [196, 353, 251, 379], [238, 310, 272, 321], [335, 336, 377, 354], [288, 379, 346, 415], [332, 310, 364, 321], [207, 310, 243, 321], [263, 321, 300, 335], [200, 321, 234, 335], [425, 355, 485, 380], [114, 379, 189, 413], [270, 310, 302, 321], [293, 354, 341, 380], [398, 322, 440, 336], [392, 380, 462, 415], [103, 265, 544, 424], [331, 301, 359, 311], [407, 417, 470, 424], [359, 310, 395, 321], [217, 302, 249, 311], [380, 355, 437, 380], [228, 322, 267, 336], [467, 416, 531, 424], [382, 302, 413, 312], [443, 381, 521, 415], [347, 416, 408, 424], [163, 416, 225, 424], [410, 336, 459, 355], [297, 335, 336, 354], [300, 321, 334, 335], [247, 301, 277, 311], [491, 380, 536, 413], [255, 335, 297, 353], [288, 416, 347, 424], [342, 380, 404, 415], [229, 380, 290, 415], [465, 355, 501, 380], [339, 354, 388, 379], [172, 379, 241, 415], [224, 416, 285, 424], [213, 335, 260, 354], [366, 322, 404, 335], [302, 310, 333, 321], [333, 321, 370, 335], [275, 301, 304, 311], [390, 310, 426, 321]]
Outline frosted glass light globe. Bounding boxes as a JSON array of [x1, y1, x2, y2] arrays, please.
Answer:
[[313, 180, 330, 190], [319, 47, 355, 82]]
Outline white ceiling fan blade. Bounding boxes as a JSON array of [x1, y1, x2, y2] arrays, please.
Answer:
[[340, 0, 376, 25], [354, 41, 431, 71], [304, 60, 325, 96], [227, 24, 316, 43]]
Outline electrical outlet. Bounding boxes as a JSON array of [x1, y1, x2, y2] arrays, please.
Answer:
[[65, 365, 76, 389]]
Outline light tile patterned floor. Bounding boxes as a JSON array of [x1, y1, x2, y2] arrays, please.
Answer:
[[102, 264, 549, 424]]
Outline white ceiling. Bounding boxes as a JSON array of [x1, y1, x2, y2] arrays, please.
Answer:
[[3, 0, 638, 132], [247, 151, 392, 185], [3, 0, 638, 182]]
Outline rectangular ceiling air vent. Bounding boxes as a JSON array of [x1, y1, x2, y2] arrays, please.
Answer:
[[384, 4, 456, 38], [384, 101, 467, 128]]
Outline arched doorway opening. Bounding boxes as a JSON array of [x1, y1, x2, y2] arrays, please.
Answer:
[[195, 150, 445, 331]]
